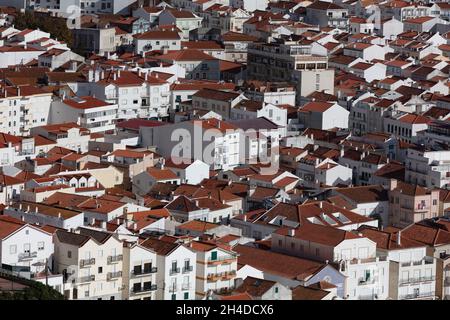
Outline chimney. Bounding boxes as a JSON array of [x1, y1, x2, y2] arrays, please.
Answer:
[[58, 212, 61, 219], [288, 229, 295, 237], [132, 222, 137, 230], [35, 206, 38, 213], [319, 201, 323, 209], [389, 179, 397, 191], [21, 216, 24, 221], [243, 215, 247, 222], [397, 231, 401, 245], [91, 217, 96, 225], [101, 221, 106, 229]]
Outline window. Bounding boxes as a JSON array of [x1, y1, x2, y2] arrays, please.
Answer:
[[68, 250, 72, 258], [184, 292, 189, 300], [98, 267, 103, 274], [171, 294, 176, 300], [275, 287, 279, 293], [38, 242, 44, 250], [210, 251, 217, 261], [133, 283, 142, 293], [134, 265, 142, 275], [10, 245, 16, 254]]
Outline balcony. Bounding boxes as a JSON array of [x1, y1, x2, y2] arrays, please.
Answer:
[[207, 256, 236, 265], [400, 257, 435, 267], [132, 267, 158, 277], [80, 258, 95, 268], [358, 277, 378, 286], [107, 271, 122, 281], [399, 292, 435, 300], [131, 285, 157, 295], [107, 254, 123, 264], [182, 266, 193, 273], [181, 283, 191, 290], [207, 271, 237, 282], [78, 275, 95, 283], [399, 276, 435, 286], [18, 252, 37, 261], [169, 267, 180, 275]]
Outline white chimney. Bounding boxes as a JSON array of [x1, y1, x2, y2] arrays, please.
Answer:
[[58, 212, 61, 219], [397, 231, 401, 245], [289, 229, 295, 237], [101, 221, 106, 229]]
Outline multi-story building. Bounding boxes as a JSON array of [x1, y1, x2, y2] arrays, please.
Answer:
[[305, 1, 349, 29], [122, 242, 158, 300], [54, 228, 124, 300], [50, 96, 118, 133], [140, 118, 241, 170], [388, 180, 440, 228], [0, 215, 54, 277], [271, 223, 390, 300], [141, 237, 196, 300], [190, 241, 238, 299], [404, 147, 450, 189], [359, 225, 437, 300], [0, 85, 53, 136], [247, 39, 334, 104]]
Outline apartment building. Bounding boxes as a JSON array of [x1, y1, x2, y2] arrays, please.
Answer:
[[0, 85, 53, 136], [140, 118, 241, 171], [271, 223, 390, 300], [141, 237, 196, 300], [359, 225, 437, 300], [158, 9, 203, 40], [133, 30, 181, 55], [190, 241, 238, 299], [388, 180, 440, 228], [247, 39, 334, 102], [50, 96, 118, 133], [54, 228, 124, 300], [305, 1, 349, 29], [0, 215, 54, 277], [122, 242, 158, 300], [404, 147, 450, 189], [82, 70, 171, 120]]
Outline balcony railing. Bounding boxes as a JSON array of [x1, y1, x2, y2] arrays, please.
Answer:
[[18, 252, 37, 261], [399, 292, 435, 300], [358, 277, 378, 285], [207, 256, 236, 265], [399, 276, 435, 285], [181, 283, 191, 290], [80, 258, 95, 268], [78, 275, 95, 283], [400, 257, 435, 267], [169, 267, 180, 275], [131, 285, 157, 294], [107, 255, 123, 264], [107, 271, 122, 280], [182, 266, 193, 273], [132, 267, 158, 276]]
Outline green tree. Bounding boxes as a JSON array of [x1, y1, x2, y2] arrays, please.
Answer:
[[14, 12, 73, 47]]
